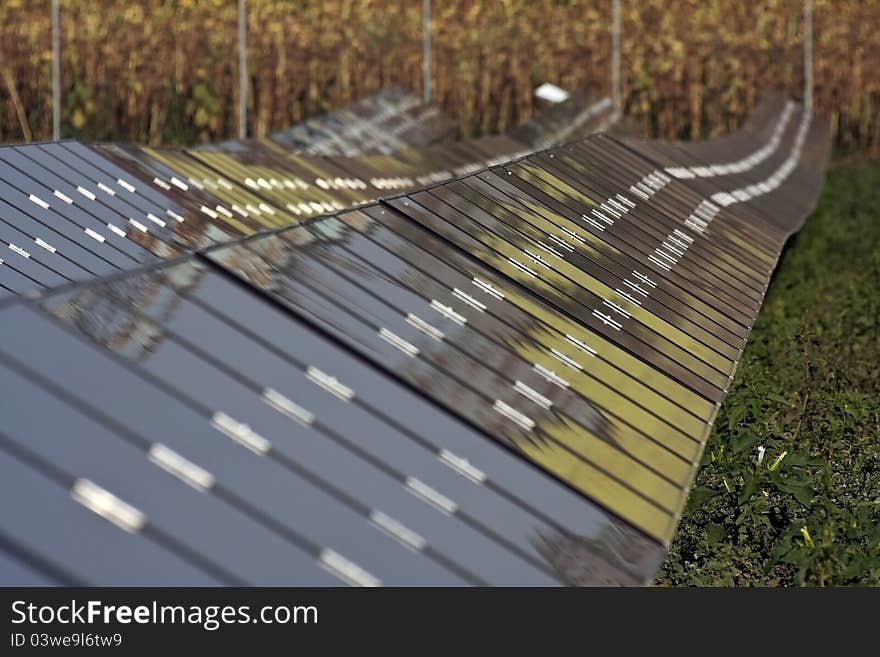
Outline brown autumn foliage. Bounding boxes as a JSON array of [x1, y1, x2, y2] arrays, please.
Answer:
[[0, 0, 877, 152]]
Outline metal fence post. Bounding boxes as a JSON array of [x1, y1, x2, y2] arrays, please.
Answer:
[[612, 0, 621, 114], [422, 0, 432, 104], [804, 0, 813, 111], [52, 0, 60, 140], [238, 0, 248, 139]]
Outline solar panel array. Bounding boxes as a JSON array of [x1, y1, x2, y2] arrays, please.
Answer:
[[0, 89, 614, 299], [0, 91, 829, 586]]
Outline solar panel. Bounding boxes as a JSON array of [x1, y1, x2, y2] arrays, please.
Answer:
[[267, 87, 458, 156], [0, 259, 659, 585], [208, 223, 688, 543], [0, 88, 615, 302], [0, 144, 163, 298], [509, 92, 616, 150], [0, 90, 830, 585]]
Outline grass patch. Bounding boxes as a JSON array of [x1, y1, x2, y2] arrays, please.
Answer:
[[657, 161, 880, 586]]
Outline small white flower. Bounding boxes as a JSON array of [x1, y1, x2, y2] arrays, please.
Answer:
[[757, 445, 766, 466]]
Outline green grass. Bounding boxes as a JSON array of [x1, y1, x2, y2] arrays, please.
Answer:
[[657, 161, 880, 586]]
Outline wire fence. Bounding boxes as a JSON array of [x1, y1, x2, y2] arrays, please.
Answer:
[[0, 0, 880, 149]]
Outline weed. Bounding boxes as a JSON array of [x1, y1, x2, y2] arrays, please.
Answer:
[[658, 161, 880, 586]]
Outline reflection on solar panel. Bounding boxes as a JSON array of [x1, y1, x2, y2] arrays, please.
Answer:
[[266, 87, 459, 156], [0, 90, 829, 585], [510, 92, 617, 150]]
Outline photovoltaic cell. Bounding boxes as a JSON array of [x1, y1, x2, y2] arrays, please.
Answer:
[[0, 431, 225, 586], [0, 545, 62, 587]]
